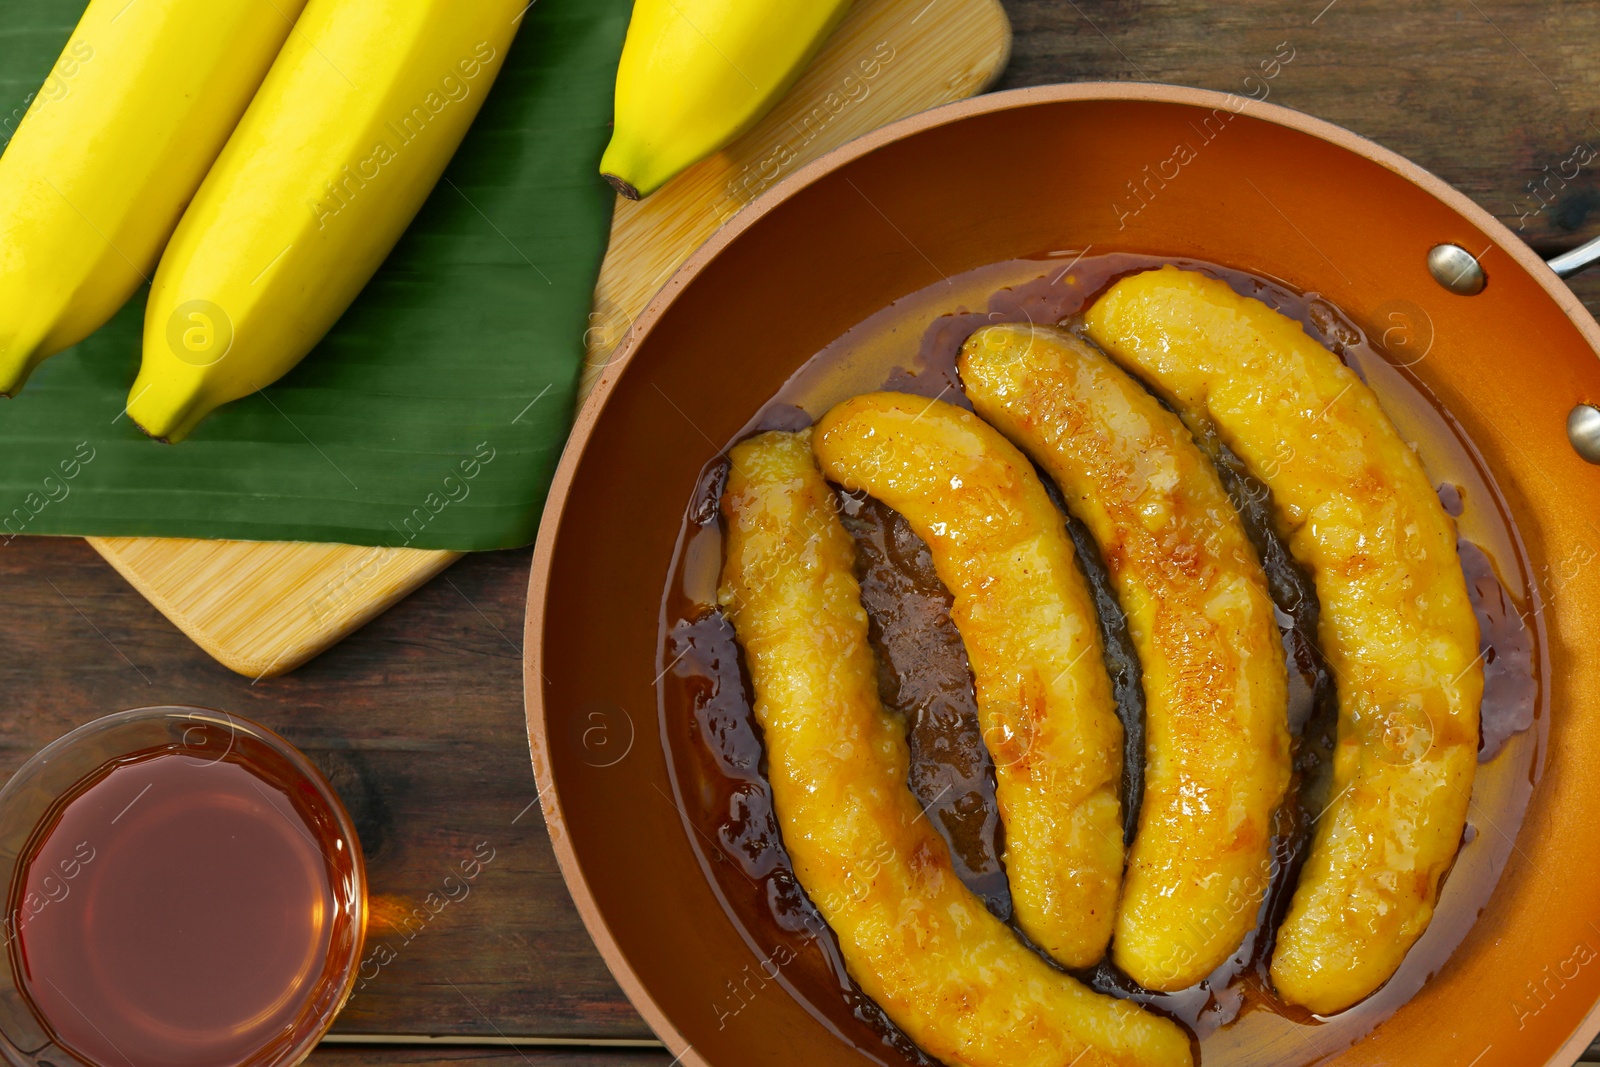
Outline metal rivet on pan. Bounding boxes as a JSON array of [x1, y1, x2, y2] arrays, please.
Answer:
[[1568, 404, 1600, 464], [1427, 244, 1486, 295]]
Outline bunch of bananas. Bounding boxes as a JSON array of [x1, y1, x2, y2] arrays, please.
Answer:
[[0, 0, 526, 441], [0, 0, 850, 442]]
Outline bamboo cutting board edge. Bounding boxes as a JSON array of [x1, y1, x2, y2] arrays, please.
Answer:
[[89, 536, 461, 678], [85, 0, 1013, 679]]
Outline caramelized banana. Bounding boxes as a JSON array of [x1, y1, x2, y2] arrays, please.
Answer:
[[961, 323, 1290, 991], [1084, 266, 1481, 1015], [718, 429, 1191, 1067], [812, 394, 1124, 969]]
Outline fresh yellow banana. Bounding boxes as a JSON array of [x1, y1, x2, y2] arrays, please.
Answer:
[[0, 0, 308, 397], [127, 0, 526, 442], [600, 0, 853, 199]]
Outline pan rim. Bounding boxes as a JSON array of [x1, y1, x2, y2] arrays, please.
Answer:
[[522, 80, 1600, 1067]]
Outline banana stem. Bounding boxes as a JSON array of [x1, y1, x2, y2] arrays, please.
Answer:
[[601, 173, 641, 200]]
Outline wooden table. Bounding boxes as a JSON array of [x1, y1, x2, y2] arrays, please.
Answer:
[[5, 0, 1599, 1063]]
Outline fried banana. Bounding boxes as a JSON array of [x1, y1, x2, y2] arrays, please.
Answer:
[[812, 394, 1125, 969], [960, 323, 1290, 992], [718, 429, 1191, 1067], [1084, 266, 1482, 1015]]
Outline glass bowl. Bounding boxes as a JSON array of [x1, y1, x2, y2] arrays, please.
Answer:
[[0, 706, 365, 1067]]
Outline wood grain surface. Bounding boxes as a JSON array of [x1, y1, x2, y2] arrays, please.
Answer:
[[86, 539, 460, 679], [579, 0, 1011, 397], [84, 0, 1011, 682], [7, 0, 1600, 1063], [308, 1050, 670, 1066]]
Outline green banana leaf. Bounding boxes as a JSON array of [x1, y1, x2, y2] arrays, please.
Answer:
[[0, 0, 630, 550]]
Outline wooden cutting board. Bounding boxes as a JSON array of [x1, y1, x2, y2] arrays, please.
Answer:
[[86, 0, 1013, 679]]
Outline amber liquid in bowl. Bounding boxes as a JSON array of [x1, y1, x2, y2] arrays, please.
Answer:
[[8, 729, 360, 1067]]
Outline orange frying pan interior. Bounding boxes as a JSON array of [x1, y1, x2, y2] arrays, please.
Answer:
[[525, 84, 1600, 1067]]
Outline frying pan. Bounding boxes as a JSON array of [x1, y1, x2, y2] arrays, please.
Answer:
[[522, 84, 1600, 1067]]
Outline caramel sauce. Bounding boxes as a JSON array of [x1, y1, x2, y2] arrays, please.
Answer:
[[838, 493, 1010, 916], [660, 253, 1547, 1065]]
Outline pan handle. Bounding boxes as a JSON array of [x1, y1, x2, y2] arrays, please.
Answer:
[[1422, 236, 1600, 462], [1547, 234, 1600, 278], [1544, 235, 1600, 464]]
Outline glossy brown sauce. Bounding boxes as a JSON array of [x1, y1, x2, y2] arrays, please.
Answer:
[[659, 253, 1547, 1065], [839, 493, 1009, 915], [10, 736, 359, 1067]]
